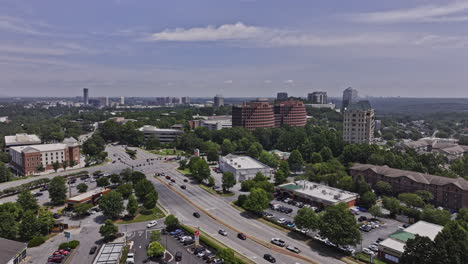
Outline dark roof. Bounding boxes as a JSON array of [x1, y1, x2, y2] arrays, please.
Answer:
[[351, 163, 468, 191], [0, 237, 26, 263], [346, 100, 372, 111]]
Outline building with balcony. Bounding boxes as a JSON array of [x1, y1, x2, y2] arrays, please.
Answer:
[[343, 100, 375, 144], [274, 100, 307, 127]]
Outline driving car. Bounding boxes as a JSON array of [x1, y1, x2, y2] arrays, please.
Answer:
[[193, 212, 200, 218], [263, 254, 276, 263], [147, 220, 158, 228], [286, 245, 301, 254], [218, 229, 228, 236], [270, 238, 286, 247], [180, 185, 187, 189], [183, 179, 188, 182], [237, 233, 247, 240], [89, 246, 97, 254]]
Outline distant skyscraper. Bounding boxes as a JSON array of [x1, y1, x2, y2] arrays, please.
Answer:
[[343, 100, 374, 144], [308, 92, 328, 104], [342, 87, 358, 110], [214, 94, 224, 107], [181, 96, 190, 104], [277, 92, 288, 100], [120, 96, 125, 105], [105, 96, 109, 107], [83, 88, 89, 105]]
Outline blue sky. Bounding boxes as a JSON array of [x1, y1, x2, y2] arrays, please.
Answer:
[[1, 0, 468, 97]]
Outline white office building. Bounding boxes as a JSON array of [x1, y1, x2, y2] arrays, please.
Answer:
[[138, 125, 184, 143], [219, 154, 273, 182]]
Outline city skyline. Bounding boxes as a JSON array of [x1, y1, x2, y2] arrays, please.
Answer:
[[2, 1, 468, 97]]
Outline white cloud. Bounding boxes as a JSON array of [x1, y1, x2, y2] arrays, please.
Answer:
[[352, 1, 468, 23], [0, 42, 100, 56], [264, 80, 272, 83], [224, 80, 233, 84], [284, 79, 294, 84], [0, 15, 49, 35]]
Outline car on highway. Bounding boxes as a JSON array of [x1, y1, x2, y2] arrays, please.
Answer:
[[183, 179, 188, 182], [286, 245, 301, 254], [147, 220, 158, 228], [271, 238, 286, 247], [193, 212, 200, 218], [237, 233, 247, 240], [165, 176, 171, 180], [89, 246, 97, 254], [218, 229, 228, 236], [263, 254, 276, 263], [171, 179, 176, 183], [180, 185, 186, 189]]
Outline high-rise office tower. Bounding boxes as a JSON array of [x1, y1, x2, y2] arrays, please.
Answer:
[[274, 100, 307, 127], [214, 94, 224, 107], [343, 100, 374, 144], [83, 88, 89, 105], [277, 92, 288, 100], [105, 97, 109, 107], [120, 96, 125, 105], [342, 87, 358, 110], [181, 96, 190, 104], [308, 92, 328, 104]]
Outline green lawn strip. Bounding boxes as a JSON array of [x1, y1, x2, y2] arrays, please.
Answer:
[[180, 225, 255, 264], [149, 148, 184, 156], [199, 185, 235, 197], [176, 168, 191, 176], [353, 253, 387, 264], [117, 206, 165, 224]]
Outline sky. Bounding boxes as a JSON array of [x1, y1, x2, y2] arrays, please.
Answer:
[[1, 0, 468, 98]]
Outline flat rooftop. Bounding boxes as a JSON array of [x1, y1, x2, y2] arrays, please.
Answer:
[[93, 243, 124, 264], [221, 154, 270, 170], [139, 125, 183, 133], [68, 188, 110, 202], [279, 180, 359, 204], [10, 143, 67, 153], [403, 221, 443, 240], [5, 133, 41, 146]]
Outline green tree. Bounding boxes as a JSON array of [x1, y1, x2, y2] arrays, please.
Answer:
[[420, 205, 451, 226], [37, 207, 54, 235], [145, 138, 160, 150], [353, 175, 371, 195], [131, 171, 146, 185], [432, 220, 468, 264], [147, 241, 165, 258], [97, 177, 110, 187], [221, 172, 236, 192], [337, 176, 354, 191], [127, 194, 138, 216], [294, 207, 320, 230], [99, 191, 124, 219], [319, 147, 333, 162], [164, 214, 180, 231], [73, 203, 93, 217], [0, 161, 13, 182], [150, 230, 161, 242], [0, 211, 18, 239], [278, 160, 290, 177], [135, 179, 155, 200], [243, 188, 270, 214], [415, 190, 434, 203], [288, 149, 304, 172], [190, 158, 211, 183], [246, 142, 263, 159], [52, 161, 60, 172], [19, 210, 39, 240], [36, 163, 45, 173], [274, 170, 287, 185], [144, 191, 158, 209], [310, 152, 323, 164], [221, 139, 235, 155], [17, 191, 39, 212], [398, 193, 425, 208], [117, 183, 133, 199], [110, 174, 121, 185], [77, 183, 88, 193], [62, 160, 68, 171], [48, 176, 67, 205], [69, 159, 76, 168], [99, 219, 118, 242], [374, 181, 393, 196], [359, 191, 377, 209], [216, 248, 238, 264], [383, 196, 401, 217], [401, 235, 435, 264], [258, 151, 279, 168], [207, 148, 219, 162], [120, 168, 133, 182], [319, 203, 361, 246], [369, 205, 383, 218]]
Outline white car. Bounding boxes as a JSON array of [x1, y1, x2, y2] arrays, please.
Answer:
[[362, 248, 375, 256], [218, 229, 228, 236], [277, 218, 286, 224], [369, 245, 379, 252], [286, 245, 301, 254], [126, 252, 135, 264], [147, 220, 158, 228]]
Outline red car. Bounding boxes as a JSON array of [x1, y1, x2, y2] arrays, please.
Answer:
[[48, 255, 64, 263], [166, 176, 171, 180]]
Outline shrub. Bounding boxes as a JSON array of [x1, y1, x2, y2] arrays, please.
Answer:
[[28, 236, 46, 247], [59, 240, 80, 249]]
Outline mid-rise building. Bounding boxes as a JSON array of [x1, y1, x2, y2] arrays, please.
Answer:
[[4, 133, 42, 149], [350, 163, 468, 209], [105, 97, 109, 107], [9, 137, 80, 175], [308, 91, 328, 104], [214, 94, 224, 107], [343, 100, 375, 144], [120, 96, 125, 105], [232, 99, 306, 131], [277, 180, 359, 209], [274, 100, 307, 127], [342, 87, 358, 110], [83, 88, 89, 106], [276, 92, 288, 100], [200, 119, 232, 131], [232, 100, 275, 130], [181, 96, 190, 104], [138, 125, 184, 143], [219, 154, 273, 182]]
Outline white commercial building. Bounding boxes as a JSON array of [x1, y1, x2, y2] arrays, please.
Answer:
[[219, 154, 273, 182], [200, 119, 232, 131], [139, 125, 184, 143], [4, 133, 41, 148]]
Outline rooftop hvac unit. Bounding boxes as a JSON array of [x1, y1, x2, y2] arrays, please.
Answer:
[[322, 190, 327, 194]]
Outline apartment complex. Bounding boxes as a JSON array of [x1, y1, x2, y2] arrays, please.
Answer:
[[232, 99, 306, 130], [343, 100, 375, 144], [307, 91, 328, 104], [350, 163, 468, 209], [9, 137, 80, 175], [138, 125, 184, 143], [342, 87, 358, 110]]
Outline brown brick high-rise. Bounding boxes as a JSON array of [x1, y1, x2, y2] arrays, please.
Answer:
[[274, 100, 307, 127]]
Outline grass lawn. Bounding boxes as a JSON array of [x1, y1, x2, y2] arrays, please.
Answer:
[[354, 253, 387, 264], [199, 184, 235, 197], [176, 168, 191, 175], [117, 206, 165, 224], [150, 149, 184, 156]]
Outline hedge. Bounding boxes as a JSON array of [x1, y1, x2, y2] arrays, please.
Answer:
[[59, 240, 80, 250], [1, 178, 50, 196], [28, 236, 46, 247]]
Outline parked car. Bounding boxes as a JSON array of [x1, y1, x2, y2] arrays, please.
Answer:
[[362, 248, 375, 256], [34, 192, 43, 197], [263, 254, 276, 263], [271, 238, 286, 247], [175, 251, 182, 261], [237, 233, 247, 240], [170, 229, 182, 236], [218, 229, 228, 236], [89, 246, 97, 254], [369, 245, 379, 252], [147, 220, 158, 228], [358, 216, 368, 222], [286, 245, 301, 253], [126, 252, 135, 264]]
